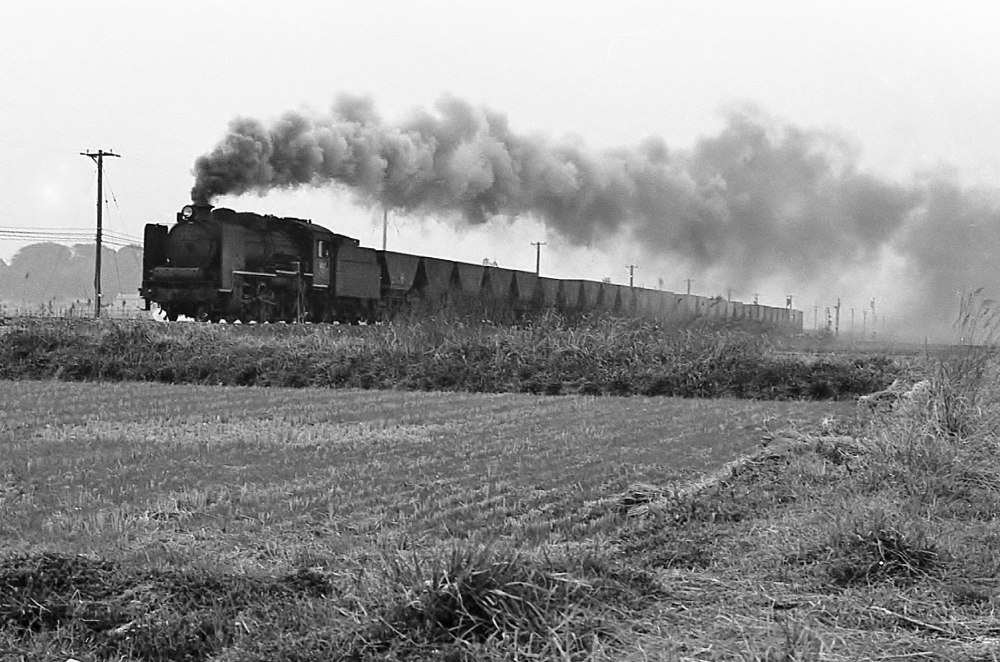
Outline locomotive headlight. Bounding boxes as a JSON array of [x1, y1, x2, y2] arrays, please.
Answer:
[[181, 205, 195, 220]]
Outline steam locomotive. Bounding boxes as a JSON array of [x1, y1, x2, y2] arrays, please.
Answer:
[[140, 204, 804, 331]]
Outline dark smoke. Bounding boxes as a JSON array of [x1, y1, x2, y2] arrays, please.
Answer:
[[192, 95, 1000, 340]]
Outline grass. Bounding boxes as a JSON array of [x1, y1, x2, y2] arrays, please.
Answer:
[[0, 379, 857, 660], [613, 344, 1000, 660], [2, 318, 998, 659], [0, 313, 896, 399], [0, 381, 848, 552]]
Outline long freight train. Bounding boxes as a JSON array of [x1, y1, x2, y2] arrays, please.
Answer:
[[140, 204, 804, 332]]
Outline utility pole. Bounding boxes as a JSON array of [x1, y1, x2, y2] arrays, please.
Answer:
[[834, 298, 841, 336], [870, 298, 877, 340], [382, 207, 388, 251], [531, 241, 546, 275], [685, 278, 694, 295], [626, 264, 638, 288], [81, 149, 119, 318]]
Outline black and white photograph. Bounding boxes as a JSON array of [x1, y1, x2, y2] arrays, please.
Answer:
[[2, 2, 999, 660]]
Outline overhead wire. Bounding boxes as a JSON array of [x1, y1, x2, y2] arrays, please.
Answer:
[[103, 178, 123, 292], [0, 162, 96, 261], [1, 145, 145, 307], [0, 228, 139, 247], [103, 168, 143, 275]]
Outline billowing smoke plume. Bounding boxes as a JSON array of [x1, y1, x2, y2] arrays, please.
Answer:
[[192, 95, 1000, 339]]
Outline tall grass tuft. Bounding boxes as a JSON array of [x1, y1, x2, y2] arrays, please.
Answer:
[[823, 508, 943, 586], [385, 545, 590, 644], [368, 543, 654, 660]]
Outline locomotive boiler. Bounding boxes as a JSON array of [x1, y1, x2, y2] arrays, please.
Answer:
[[141, 203, 805, 332]]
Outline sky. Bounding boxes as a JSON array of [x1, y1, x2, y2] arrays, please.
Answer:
[[3, 1, 1000, 339]]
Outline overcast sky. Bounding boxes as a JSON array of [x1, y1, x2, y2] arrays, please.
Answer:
[[4, 1, 1000, 335]]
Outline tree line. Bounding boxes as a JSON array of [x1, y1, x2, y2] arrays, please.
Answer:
[[0, 243, 142, 305]]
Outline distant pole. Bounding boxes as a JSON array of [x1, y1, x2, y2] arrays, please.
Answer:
[[382, 207, 388, 251], [727, 288, 732, 302], [870, 297, 877, 340], [814, 305, 818, 330], [531, 241, 546, 275], [685, 278, 694, 295], [626, 264, 638, 288], [81, 149, 119, 318], [834, 298, 841, 336]]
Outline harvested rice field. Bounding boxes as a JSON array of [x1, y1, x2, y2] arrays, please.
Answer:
[[0, 380, 851, 557], [4, 375, 999, 661]]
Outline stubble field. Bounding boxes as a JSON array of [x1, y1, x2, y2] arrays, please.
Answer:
[[2, 380, 851, 560], [2, 318, 999, 661]]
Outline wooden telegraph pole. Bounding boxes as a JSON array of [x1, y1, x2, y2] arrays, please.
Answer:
[[531, 241, 546, 275], [382, 206, 388, 251], [81, 149, 120, 318]]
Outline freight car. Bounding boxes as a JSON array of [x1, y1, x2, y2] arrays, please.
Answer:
[[140, 204, 804, 332]]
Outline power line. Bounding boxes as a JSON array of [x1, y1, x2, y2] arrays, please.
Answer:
[[101, 171, 141, 276], [0, 226, 139, 240], [0, 228, 139, 247]]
